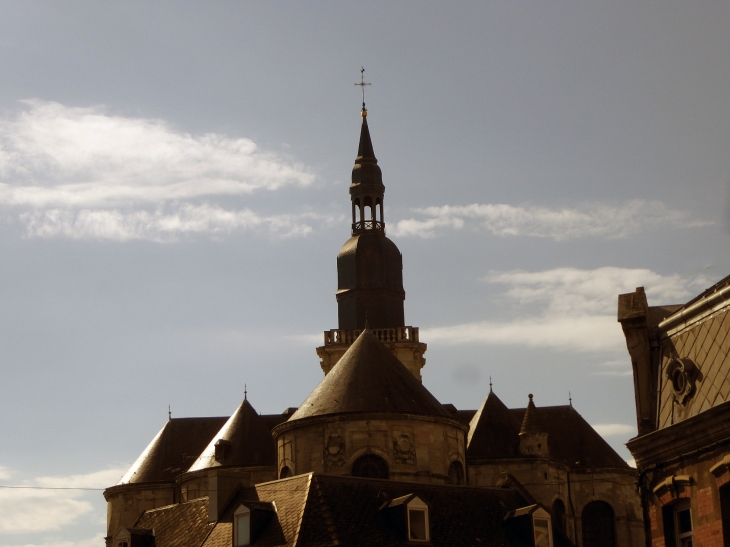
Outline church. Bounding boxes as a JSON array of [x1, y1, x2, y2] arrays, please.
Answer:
[[104, 106, 644, 547]]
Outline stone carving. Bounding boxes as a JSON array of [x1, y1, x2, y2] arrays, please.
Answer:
[[324, 431, 346, 468], [393, 432, 416, 465], [666, 358, 697, 405]]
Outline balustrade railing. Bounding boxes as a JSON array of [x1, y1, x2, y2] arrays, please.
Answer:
[[352, 220, 385, 235], [322, 326, 419, 346]]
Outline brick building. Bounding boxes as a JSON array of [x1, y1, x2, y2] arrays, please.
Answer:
[[619, 279, 730, 547]]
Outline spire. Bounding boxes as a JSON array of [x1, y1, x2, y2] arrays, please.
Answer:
[[519, 394, 546, 435], [356, 114, 376, 161]]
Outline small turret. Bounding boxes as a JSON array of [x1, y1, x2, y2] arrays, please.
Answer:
[[518, 394, 549, 458]]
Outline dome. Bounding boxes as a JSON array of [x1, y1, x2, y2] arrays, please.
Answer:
[[336, 232, 405, 329]]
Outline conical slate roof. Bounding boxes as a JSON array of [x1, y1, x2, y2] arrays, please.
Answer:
[[466, 390, 521, 460], [117, 417, 227, 485], [351, 114, 383, 189], [289, 330, 449, 421], [188, 398, 276, 471], [519, 394, 545, 435]]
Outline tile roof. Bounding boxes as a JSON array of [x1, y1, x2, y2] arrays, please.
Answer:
[[119, 417, 228, 484], [289, 330, 450, 421], [295, 474, 529, 547], [134, 497, 214, 547]]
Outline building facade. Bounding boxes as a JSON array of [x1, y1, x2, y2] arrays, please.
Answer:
[[620, 281, 730, 547]]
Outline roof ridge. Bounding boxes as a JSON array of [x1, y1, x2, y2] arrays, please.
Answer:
[[292, 472, 313, 547], [310, 475, 341, 546]]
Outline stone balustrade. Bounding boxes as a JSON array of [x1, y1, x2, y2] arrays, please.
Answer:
[[322, 326, 419, 346]]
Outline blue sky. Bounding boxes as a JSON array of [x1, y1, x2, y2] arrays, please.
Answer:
[[1, 2, 729, 545]]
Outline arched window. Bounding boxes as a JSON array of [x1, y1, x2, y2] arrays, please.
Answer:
[[447, 461, 465, 485], [582, 501, 615, 547], [721, 485, 730, 547], [279, 466, 292, 479], [351, 454, 389, 479], [552, 498, 566, 535]]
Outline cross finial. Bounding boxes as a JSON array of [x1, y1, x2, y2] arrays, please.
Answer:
[[489, 376, 493, 392], [244, 384, 247, 401], [168, 405, 171, 420], [569, 391, 572, 407], [355, 67, 371, 115]]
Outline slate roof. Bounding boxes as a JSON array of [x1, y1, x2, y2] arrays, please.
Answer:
[[189, 398, 280, 472], [134, 497, 214, 547], [510, 406, 628, 469], [118, 417, 228, 484], [467, 391, 521, 460], [466, 392, 629, 470], [518, 395, 545, 435], [203, 473, 553, 547], [289, 330, 450, 421]]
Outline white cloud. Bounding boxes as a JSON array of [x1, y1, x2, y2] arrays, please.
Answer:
[[20, 205, 338, 242], [591, 423, 637, 437], [391, 201, 710, 240], [422, 267, 709, 353], [0, 100, 313, 207], [0, 100, 320, 241], [0, 467, 11, 480], [423, 315, 622, 352], [0, 466, 126, 535], [0, 533, 105, 547]]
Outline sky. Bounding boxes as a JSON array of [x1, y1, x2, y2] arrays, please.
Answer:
[[0, 2, 729, 545]]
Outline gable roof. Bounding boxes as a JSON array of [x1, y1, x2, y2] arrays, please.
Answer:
[[134, 497, 213, 547], [189, 398, 278, 472], [118, 417, 228, 484], [466, 392, 629, 470], [289, 330, 449, 421], [510, 406, 629, 469], [467, 390, 521, 460]]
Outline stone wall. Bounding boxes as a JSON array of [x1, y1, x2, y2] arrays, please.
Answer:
[[274, 413, 467, 483], [469, 460, 643, 547], [104, 483, 174, 547]]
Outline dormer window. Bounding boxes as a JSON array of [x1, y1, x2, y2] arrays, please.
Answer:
[[234, 505, 251, 547], [214, 439, 231, 463], [533, 516, 552, 547], [406, 496, 430, 542]]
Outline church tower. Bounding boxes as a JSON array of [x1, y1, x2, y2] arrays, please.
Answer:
[[316, 104, 427, 381]]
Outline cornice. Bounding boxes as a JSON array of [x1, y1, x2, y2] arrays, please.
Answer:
[[272, 411, 467, 437], [627, 400, 730, 469]]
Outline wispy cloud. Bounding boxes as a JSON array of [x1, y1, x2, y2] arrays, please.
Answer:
[[422, 267, 709, 353], [591, 423, 637, 437], [391, 201, 710, 240], [0, 466, 125, 535], [0, 100, 321, 241], [0, 533, 105, 547], [20, 205, 339, 242]]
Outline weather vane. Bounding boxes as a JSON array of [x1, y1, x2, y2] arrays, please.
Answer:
[[355, 67, 371, 112]]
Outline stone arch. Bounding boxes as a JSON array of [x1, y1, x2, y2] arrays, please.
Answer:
[[447, 461, 465, 485], [581, 500, 615, 547], [351, 454, 389, 479], [279, 466, 292, 479], [551, 498, 566, 535]]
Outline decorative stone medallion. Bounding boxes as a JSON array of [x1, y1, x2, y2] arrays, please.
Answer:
[[393, 432, 416, 465], [324, 431, 346, 468], [666, 358, 697, 405]]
